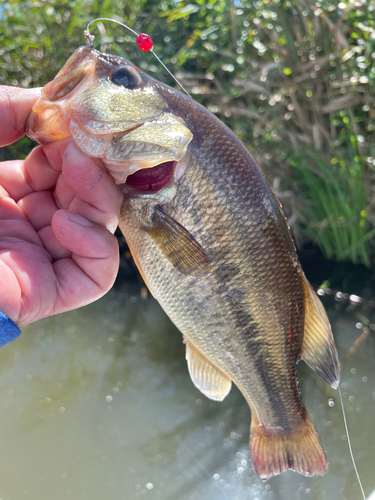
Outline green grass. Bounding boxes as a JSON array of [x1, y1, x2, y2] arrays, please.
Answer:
[[288, 147, 373, 265]]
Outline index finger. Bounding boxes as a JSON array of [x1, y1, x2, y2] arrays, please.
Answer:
[[0, 86, 41, 147]]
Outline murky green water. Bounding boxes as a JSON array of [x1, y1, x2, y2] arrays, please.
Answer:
[[0, 281, 374, 500]]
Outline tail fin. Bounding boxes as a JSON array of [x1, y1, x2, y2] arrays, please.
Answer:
[[250, 413, 327, 479]]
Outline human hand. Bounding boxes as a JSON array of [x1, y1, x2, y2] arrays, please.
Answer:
[[0, 86, 122, 330]]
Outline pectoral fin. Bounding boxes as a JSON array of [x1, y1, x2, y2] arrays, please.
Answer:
[[185, 339, 232, 401], [300, 278, 340, 389], [145, 207, 211, 277]]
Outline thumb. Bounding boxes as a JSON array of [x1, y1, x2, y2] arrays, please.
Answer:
[[51, 209, 119, 311]]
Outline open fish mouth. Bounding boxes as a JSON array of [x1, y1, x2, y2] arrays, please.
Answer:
[[124, 160, 176, 193], [26, 45, 193, 191]]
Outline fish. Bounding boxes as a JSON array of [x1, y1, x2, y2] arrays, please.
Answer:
[[26, 45, 340, 479]]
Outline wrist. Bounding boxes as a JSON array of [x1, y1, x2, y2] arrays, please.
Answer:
[[0, 312, 21, 347]]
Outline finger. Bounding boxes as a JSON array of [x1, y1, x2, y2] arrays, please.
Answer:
[[38, 225, 72, 260], [18, 191, 57, 231], [23, 145, 61, 190], [0, 86, 41, 147], [43, 137, 72, 173], [51, 209, 119, 311], [0, 185, 26, 221], [0, 219, 43, 246], [54, 173, 76, 209], [48, 139, 79, 209], [62, 143, 123, 232], [0, 146, 59, 202]]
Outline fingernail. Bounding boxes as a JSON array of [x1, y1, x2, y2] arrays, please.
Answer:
[[66, 212, 93, 226]]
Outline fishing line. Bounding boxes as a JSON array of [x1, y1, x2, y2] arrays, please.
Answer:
[[84, 18, 192, 98], [84, 18, 369, 494], [338, 385, 366, 500]]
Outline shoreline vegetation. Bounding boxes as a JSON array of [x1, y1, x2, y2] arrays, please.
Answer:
[[1, 0, 374, 266]]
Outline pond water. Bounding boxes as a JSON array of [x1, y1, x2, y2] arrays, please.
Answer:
[[0, 279, 374, 500]]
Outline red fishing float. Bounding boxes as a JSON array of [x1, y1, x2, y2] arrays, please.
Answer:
[[136, 33, 153, 52]]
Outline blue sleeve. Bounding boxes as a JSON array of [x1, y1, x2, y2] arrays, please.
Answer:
[[0, 312, 21, 347]]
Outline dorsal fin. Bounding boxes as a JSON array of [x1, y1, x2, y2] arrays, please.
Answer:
[[144, 207, 211, 277], [185, 338, 232, 401], [300, 278, 340, 389]]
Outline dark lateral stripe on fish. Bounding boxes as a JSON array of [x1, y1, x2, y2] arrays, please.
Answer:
[[206, 254, 304, 428], [221, 309, 293, 427]]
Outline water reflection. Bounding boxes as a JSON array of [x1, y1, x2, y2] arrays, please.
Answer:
[[0, 282, 374, 500]]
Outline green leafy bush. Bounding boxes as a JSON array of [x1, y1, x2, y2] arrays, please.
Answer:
[[1, 0, 374, 264]]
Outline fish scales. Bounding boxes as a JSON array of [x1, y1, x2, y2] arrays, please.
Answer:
[[26, 45, 340, 478], [120, 101, 306, 429]]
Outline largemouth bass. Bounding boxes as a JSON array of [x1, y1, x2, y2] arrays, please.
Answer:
[[27, 46, 340, 478]]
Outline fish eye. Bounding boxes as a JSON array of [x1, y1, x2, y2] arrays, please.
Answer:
[[111, 68, 139, 89]]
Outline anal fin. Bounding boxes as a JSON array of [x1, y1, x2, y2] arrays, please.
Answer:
[[300, 278, 340, 389], [185, 339, 232, 401], [250, 412, 327, 478]]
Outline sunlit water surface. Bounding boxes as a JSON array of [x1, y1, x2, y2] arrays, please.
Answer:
[[0, 282, 374, 500]]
